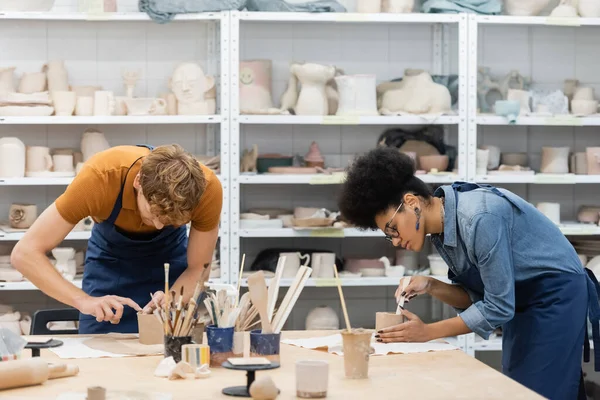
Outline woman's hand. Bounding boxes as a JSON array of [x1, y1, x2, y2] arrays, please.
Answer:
[[141, 291, 165, 314], [395, 276, 432, 303], [375, 309, 432, 343]]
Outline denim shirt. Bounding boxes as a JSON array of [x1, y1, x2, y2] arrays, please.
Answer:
[[430, 184, 583, 339]]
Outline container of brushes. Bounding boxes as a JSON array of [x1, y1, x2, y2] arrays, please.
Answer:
[[249, 330, 281, 363], [205, 325, 234, 367], [164, 335, 193, 363]]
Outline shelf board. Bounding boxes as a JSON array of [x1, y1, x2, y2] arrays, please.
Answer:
[[0, 230, 92, 241], [0, 277, 222, 291], [238, 12, 461, 24], [239, 275, 451, 288], [239, 228, 382, 238], [238, 173, 457, 185], [0, 174, 221, 186], [0, 115, 222, 125], [475, 174, 600, 184], [475, 15, 600, 26], [0, 12, 222, 21], [477, 115, 600, 126], [238, 115, 460, 125]]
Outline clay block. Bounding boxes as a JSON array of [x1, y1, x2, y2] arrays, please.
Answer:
[[137, 312, 163, 345], [375, 312, 406, 331]]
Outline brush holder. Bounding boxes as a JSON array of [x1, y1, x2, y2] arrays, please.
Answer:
[[164, 335, 193, 363], [250, 330, 281, 363], [206, 325, 234, 367]]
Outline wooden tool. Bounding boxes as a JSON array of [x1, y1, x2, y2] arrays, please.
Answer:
[[163, 263, 170, 335], [271, 266, 312, 333], [396, 276, 412, 314], [333, 264, 351, 333], [0, 359, 79, 390], [235, 253, 246, 307], [266, 256, 285, 322], [247, 271, 274, 334]]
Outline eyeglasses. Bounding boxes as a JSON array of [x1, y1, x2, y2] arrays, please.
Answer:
[[384, 202, 403, 242]]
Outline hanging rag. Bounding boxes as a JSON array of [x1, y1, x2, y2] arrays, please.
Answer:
[[139, 0, 247, 24], [245, 0, 346, 12], [421, 0, 502, 14]]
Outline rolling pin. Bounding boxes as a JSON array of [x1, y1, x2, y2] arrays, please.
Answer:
[[0, 358, 79, 390]]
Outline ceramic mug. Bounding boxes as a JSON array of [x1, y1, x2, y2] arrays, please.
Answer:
[[93, 91, 115, 116], [296, 360, 329, 399], [26, 146, 53, 173], [124, 98, 167, 116], [53, 154, 74, 172], [537, 202, 560, 225], [280, 252, 310, 279], [52, 91, 76, 116], [311, 252, 336, 279], [75, 96, 94, 116]]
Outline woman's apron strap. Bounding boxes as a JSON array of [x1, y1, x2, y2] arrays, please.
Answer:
[[584, 268, 600, 370]]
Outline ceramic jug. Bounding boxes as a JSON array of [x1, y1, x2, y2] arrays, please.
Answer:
[[291, 63, 336, 116], [311, 252, 336, 279], [0, 67, 16, 93], [540, 147, 570, 174], [239, 60, 274, 113], [81, 128, 110, 162], [0, 137, 25, 178], [26, 146, 53, 173], [280, 252, 310, 279], [334, 75, 378, 116], [43, 60, 69, 93]]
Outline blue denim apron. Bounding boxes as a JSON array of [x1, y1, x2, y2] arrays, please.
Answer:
[[446, 182, 600, 400], [79, 144, 188, 334]]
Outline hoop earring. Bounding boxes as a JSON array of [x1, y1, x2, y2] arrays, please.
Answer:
[[415, 208, 421, 231]]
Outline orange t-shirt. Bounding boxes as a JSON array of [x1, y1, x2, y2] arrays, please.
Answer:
[[55, 145, 222, 233]]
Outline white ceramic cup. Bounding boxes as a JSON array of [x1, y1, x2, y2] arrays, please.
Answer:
[[573, 87, 595, 101], [26, 146, 52, 173], [476, 149, 489, 176], [296, 360, 329, 399], [52, 91, 76, 116], [537, 202, 560, 225], [93, 91, 115, 116], [311, 253, 336, 279], [75, 96, 94, 116], [280, 252, 310, 279], [53, 154, 74, 172]]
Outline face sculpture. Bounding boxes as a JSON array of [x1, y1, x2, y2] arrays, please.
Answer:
[[171, 63, 212, 104], [240, 67, 254, 86]]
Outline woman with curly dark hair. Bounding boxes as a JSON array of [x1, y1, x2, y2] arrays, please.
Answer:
[[338, 146, 600, 400]]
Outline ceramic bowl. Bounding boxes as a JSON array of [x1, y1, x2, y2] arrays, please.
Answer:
[[571, 100, 598, 116], [428, 254, 449, 276], [418, 155, 449, 172], [501, 152, 528, 166], [384, 265, 406, 278], [256, 154, 293, 173]]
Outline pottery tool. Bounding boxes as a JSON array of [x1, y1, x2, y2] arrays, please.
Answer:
[[0, 359, 79, 390], [235, 253, 246, 307], [333, 264, 351, 333], [163, 263, 170, 335], [266, 256, 285, 322], [396, 277, 412, 314], [173, 287, 184, 332], [272, 266, 313, 333], [247, 271, 274, 334]]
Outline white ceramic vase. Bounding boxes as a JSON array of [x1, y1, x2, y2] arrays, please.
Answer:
[[43, 60, 69, 93], [0, 137, 25, 178], [81, 128, 110, 162], [334, 75, 378, 116], [540, 147, 570, 174], [292, 63, 336, 116], [305, 306, 339, 330]]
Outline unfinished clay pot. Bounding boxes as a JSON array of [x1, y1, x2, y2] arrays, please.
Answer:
[[334, 75, 378, 116], [0, 137, 25, 178], [418, 155, 449, 173], [0, 67, 16, 94], [501, 152, 528, 166], [304, 142, 325, 168], [571, 152, 587, 174], [43, 60, 69, 93], [305, 306, 339, 330], [572, 100, 598, 116], [578, 206, 600, 224], [137, 312, 163, 345], [240, 60, 274, 114], [375, 312, 405, 331], [341, 329, 373, 379], [9, 204, 37, 229], [380, 70, 451, 115], [81, 128, 110, 162], [586, 147, 600, 175], [292, 63, 336, 116], [481, 145, 500, 169], [296, 360, 329, 399], [540, 147, 570, 174]]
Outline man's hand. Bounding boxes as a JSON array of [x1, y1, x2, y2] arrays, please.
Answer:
[[75, 295, 141, 324]]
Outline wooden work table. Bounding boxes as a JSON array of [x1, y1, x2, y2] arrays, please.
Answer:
[[3, 331, 542, 399]]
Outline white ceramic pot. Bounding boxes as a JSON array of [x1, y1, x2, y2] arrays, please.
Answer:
[[573, 87, 595, 101], [311, 252, 336, 279], [43, 60, 68, 93], [280, 252, 310, 279], [26, 146, 53, 173], [53, 154, 74, 172], [93, 91, 115, 116], [305, 306, 339, 330], [81, 129, 110, 162], [0, 137, 25, 178], [52, 91, 76, 116], [481, 145, 500, 169], [427, 254, 448, 276], [334, 75, 379, 116], [0, 67, 16, 93], [537, 202, 560, 225], [540, 147, 570, 174], [75, 97, 94, 116], [296, 360, 329, 399], [572, 100, 598, 116]]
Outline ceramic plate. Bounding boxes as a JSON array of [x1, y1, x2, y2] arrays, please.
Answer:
[[0, 106, 54, 116]]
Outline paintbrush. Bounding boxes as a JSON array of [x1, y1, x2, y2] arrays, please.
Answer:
[[163, 263, 170, 335], [173, 287, 184, 335], [333, 264, 352, 333]]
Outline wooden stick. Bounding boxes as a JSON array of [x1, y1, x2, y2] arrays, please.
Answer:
[[163, 263, 170, 335], [247, 271, 273, 334], [267, 256, 285, 322], [333, 264, 351, 333], [173, 287, 184, 332], [272, 267, 312, 333], [235, 254, 246, 307]]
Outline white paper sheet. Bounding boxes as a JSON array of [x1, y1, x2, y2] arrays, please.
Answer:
[[282, 333, 458, 356], [49, 337, 129, 359]]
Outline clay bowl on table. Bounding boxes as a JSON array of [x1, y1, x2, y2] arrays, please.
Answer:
[[256, 154, 293, 173], [418, 155, 449, 173]]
